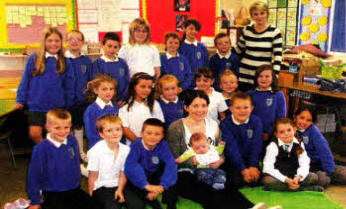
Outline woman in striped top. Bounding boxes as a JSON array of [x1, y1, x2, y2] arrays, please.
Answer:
[[233, 1, 282, 91]]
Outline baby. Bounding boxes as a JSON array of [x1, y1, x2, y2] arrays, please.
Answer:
[[175, 132, 226, 190]]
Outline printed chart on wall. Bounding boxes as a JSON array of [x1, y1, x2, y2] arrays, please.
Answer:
[[140, 0, 218, 44], [298, 0, 332, 52], [268, 0, 299, 46], [0, 0, 76, 52]]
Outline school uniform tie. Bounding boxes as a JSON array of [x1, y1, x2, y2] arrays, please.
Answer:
[[283, 144, 289, 152]]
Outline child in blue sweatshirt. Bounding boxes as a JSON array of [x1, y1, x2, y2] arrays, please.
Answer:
[[65, 29, 92, 162], [294, 107, 346, 186], [15, 27, 75, 144], [178, 19, 208, 88], [220, 92, 263, 189], [84, 74, 119, 150], [124, 118, 177, 209], [160, 32, 192, 90], [26, 109, 97, 209], [209, 32, 239, 91], [247, 65, 286, 141], [92, 32, 130, 102], [155, 75, 184, 130]]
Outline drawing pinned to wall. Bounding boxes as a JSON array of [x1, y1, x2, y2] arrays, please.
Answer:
[[298, 0, 332, 51], [174, 0, 190, 12], [5, 5, 67, 44], [176, 14, 187, 31], [0, 0, 76, 52]]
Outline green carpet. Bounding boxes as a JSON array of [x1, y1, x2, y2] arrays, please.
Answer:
[[240, 187, 344, 209], [156, 187, 344, 209]]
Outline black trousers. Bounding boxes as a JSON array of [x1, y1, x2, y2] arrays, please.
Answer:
[[163, 171, 254, 209], [221, 162, 261, 190], [42, 187, 99, 209], [93, 185, 144, 209]]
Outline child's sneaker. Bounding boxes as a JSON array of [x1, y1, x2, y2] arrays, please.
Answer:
[[251, 202, 266, 209], [4, 198, 30, 209], [212, 182, 225, 190], [268, 206, 282, 209]]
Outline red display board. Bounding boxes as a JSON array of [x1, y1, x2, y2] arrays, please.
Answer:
[[140, 0, 216, 44]]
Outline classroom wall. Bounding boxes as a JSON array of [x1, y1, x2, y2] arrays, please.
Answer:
[[221, 0, 266, 19]]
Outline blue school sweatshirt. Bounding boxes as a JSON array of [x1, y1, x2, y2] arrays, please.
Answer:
[[178, 42, 208, 87], [297, 125, 335, 175], [91, 58, 130, 101], [209, 52, 239, 91], [26, 135, 80, 205], [84, 102, 119, 149], [16, 54, 75, 112], [68, 55, 92, 104], [160, 54, 193, 90], [157, 98, 184, 129], [220, 114, 263, 171], [247, 90, 286, 135], [124, 138, 177, 190]]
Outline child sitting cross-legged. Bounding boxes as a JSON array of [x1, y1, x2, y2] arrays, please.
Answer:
[[175, 132, 226, 190], [262, 118, 323, 192], [124, 118, 177, 209]]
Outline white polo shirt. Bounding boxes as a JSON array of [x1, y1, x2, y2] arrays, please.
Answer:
[[118, 43, 161, 77], [87, 140, 130, 190], [207, 88, 228, 123], [119, 100, 165, 140]]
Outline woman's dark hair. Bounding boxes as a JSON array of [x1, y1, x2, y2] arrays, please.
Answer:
[[182, 18, 201, 41], [254, 64, 279, 92], [122, 72, 154, 112], [179, 89, 209, 107], [293, 106, 317, 123]]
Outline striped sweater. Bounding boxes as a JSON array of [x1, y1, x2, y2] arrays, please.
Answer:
[[233, 24, 282, 86]]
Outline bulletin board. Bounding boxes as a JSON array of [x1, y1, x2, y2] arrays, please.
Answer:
[[268, 0, 299, 46], [298, 0, 332, 52], [0, 0, 76, 52], [140, 0, 219, 44]]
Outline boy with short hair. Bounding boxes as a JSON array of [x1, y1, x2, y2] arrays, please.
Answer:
[[87, 114, 133, 209], [26, 109, 97, 209], [92, 32, 130, 102], [160, 31, 193, 90], [209, 32, 239, 91], [124, 118, 177, 209], [219, 69, 239, 118], [220, 92, 263, 189], [65, 29, 92, 163]]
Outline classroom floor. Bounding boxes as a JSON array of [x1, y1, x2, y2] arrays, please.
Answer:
[[0, 143, 345, 208]]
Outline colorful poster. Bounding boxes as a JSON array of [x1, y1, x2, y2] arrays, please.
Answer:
[[268, 0, 277, 8], [287, 7, 297, 27], [288, 0, 298, 7], [268, 8, 277, 26], [298, 0, 331, 51], [277, 8, 286, 27], [286, 26, 296, 46]]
